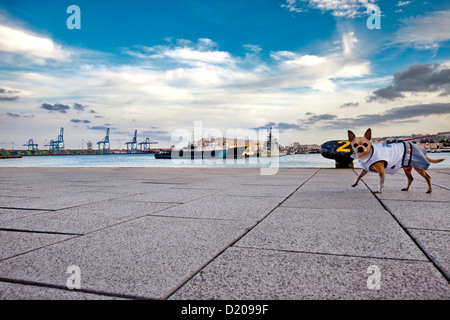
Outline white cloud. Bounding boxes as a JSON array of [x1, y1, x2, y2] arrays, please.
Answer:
[[281, 0, 378, 18], [312, 79, 336, 92], [396, 1, 411, 6], [267, 32, 370, 91], [284, 54, 327, 66], [162, 47, 233, 66], [127, 38, 234, 68], [393, 10, 450, 50], [0, 24, 71, 64]]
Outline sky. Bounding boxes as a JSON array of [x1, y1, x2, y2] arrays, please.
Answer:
[[0, 0, 450, 149]]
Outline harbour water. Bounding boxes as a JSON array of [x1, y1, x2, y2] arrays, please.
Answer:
[[1, 153, 450, 168]]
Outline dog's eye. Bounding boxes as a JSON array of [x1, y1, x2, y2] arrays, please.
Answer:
[[353, 144, 358, 148], [363, 143, 368, 147]]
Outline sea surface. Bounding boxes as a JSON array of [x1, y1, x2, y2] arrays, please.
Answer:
[[1, 153, 450, 168]]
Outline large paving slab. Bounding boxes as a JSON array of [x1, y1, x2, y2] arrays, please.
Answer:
[[372, 186, 450, 201], [0, 230, 74, 261], [170, 247, 449, 300], [408, 229, 450, 278], [0, 281, 125, 300], [281, 188, 381, 209], [221, 184, 299, 197], [426, 170, 450, 189], [0, 215, 250, 299], [154, 195, 285, 222], [0, 201, 177, 234], [363, 170, 450, 282], [382, 200, 450, 231], [235, 207, 427, 260], [0, 208, 54, 223], [0, 191, 134, 211], [122, 187, 222, 203], [234, 174, 315, 186]]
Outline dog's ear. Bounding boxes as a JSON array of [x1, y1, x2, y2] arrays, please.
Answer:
[[348, 130, 356, 142], [364, 128, 372, 141]]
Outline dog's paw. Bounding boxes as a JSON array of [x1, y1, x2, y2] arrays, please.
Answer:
[[351, 183, 358, 188], [401, 188, 409, 191], [374, 190, 382, 194], [426, 189, 432, 194]]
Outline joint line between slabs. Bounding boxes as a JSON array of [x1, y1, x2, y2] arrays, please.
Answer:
[[162, 169, 321, 300], [360, 178, 450, 282]]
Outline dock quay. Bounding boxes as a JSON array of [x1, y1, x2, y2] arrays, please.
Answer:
[[0, 167, 448, 301]]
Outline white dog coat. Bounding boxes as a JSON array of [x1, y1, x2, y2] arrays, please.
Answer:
[[354, 142, 430, 174]]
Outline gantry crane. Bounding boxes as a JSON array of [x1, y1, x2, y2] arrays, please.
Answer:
[[45, 127, 65, 154], [125, 130, 138, 153], [97, 128, 110, 154], [139, 137, 158, 152], [23, 139, 38, 151]]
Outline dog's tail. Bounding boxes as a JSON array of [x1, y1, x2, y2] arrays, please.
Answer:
[[426, 156, 445, 164]]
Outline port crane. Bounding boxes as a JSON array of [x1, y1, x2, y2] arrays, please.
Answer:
[[139, 137, 158, 152], [97, 128, 110, 154], [125, 130, 138, 153], [45, 127, 65, 154], [23, 139, 39, 151]]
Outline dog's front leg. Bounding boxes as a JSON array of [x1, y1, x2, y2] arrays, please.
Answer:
[[352, 169, 368, 187], [370, 163, 385, 193]]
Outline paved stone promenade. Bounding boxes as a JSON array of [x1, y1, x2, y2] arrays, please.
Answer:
[[0, 167, 448, 299]]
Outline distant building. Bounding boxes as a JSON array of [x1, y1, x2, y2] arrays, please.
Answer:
[[86, 141, 93, 150], [417, 142, 443, 150], [196, 137, 264, 153]]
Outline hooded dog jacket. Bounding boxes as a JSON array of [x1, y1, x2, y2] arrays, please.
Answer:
[[355, 142, 430, 174]]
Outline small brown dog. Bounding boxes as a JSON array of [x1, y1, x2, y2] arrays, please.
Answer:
[[349, 128, 444, 193]]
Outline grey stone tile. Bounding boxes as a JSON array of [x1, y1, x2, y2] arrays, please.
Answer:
[[1, 201, 177, 234], [0, 191, 131, 211], [239, 175, 312, 186], [0, 281, 126, 300], [374, 186, 450, 201], [0, 230, 74, 261], [155, 195, 285, 222], [221, 185, 298, 197], [306, 169, 358, 183], [236, 207, 426, 260], [0, 216, 250, 299], [281, 189, 382, 209], [0, 196, 36, 206], [383, 200, 450, 231], [167, 177, 248, 189], [170, 247, 450, 300], [298, 181, 363, 192], [0, 208, 53, 223], [123, 187, 221, 203], [409, 229, 450, 278], [430, 170, 450, 189]]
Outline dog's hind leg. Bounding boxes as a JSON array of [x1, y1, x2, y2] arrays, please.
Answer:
[[414, 168, 432, 193], [402, 166, 413, 191]]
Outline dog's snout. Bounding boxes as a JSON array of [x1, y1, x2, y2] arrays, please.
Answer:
[[357, 146, 365, 153]]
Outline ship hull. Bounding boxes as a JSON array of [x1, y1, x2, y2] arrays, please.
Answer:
[[258, 150, 287, 157], [154, 147, 245, 159]]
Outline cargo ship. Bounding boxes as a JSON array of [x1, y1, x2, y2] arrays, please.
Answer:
[[154, 144, 246, 159]]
